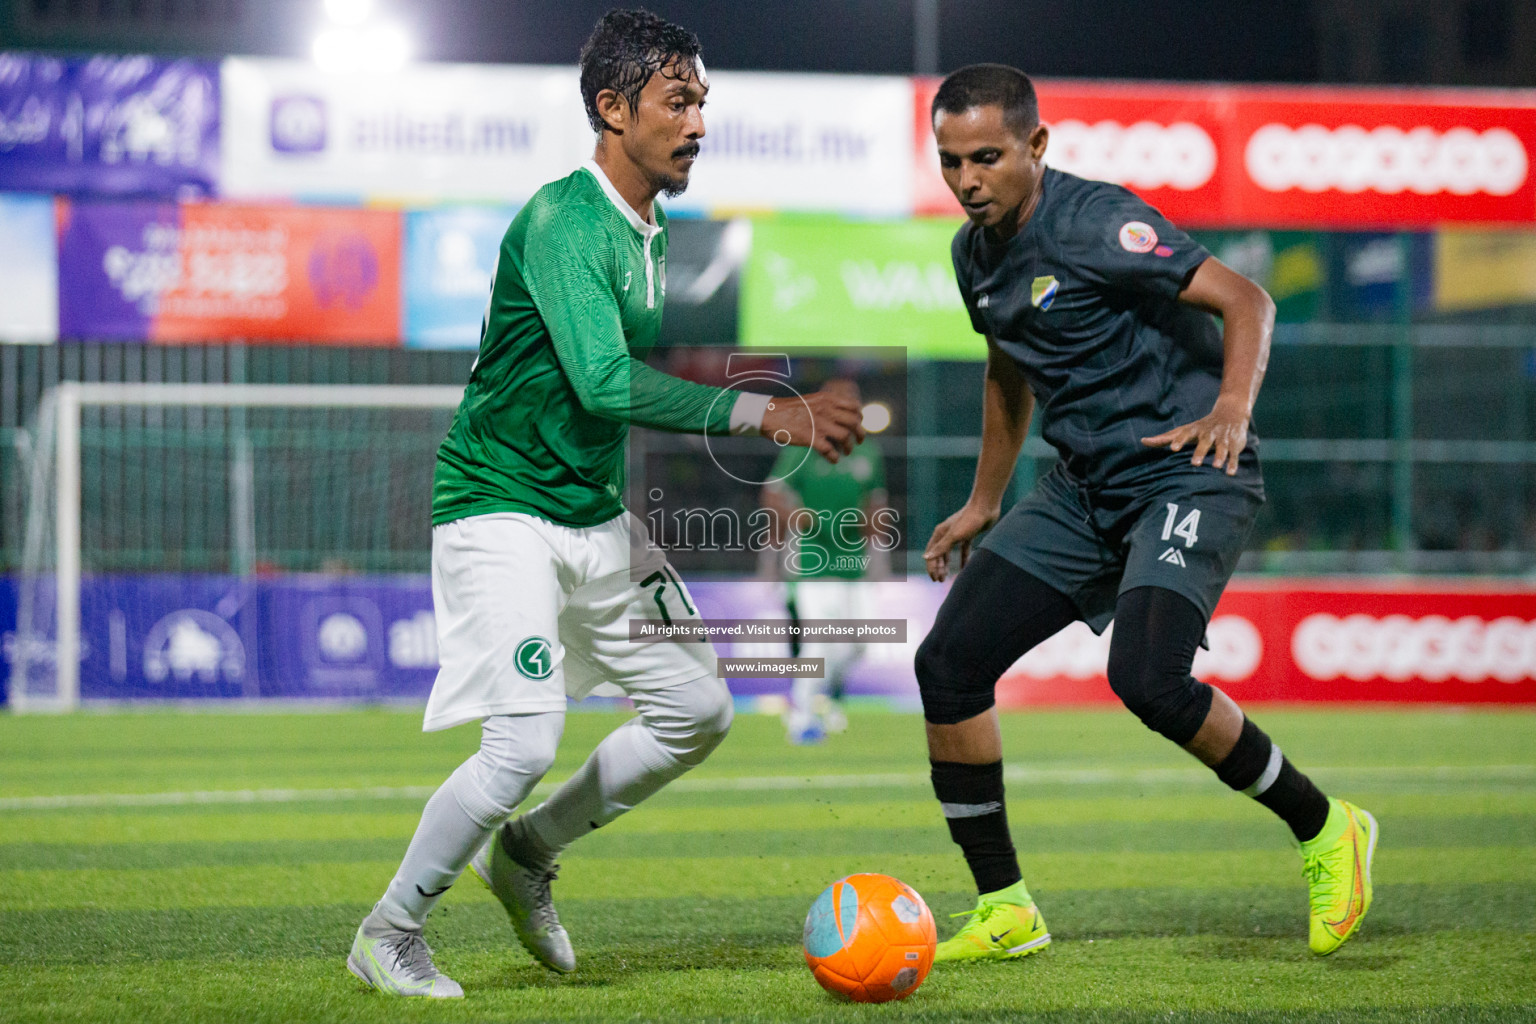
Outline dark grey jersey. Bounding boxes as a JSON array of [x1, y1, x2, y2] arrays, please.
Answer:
[[952, 167, 1257, 487]]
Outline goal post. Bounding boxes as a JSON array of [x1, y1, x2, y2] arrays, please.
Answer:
[[12, 382, 463, 713]]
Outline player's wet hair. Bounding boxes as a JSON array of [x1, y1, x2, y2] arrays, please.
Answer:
[[579, 8, 703, 134], [931, 64, 1039, 140]]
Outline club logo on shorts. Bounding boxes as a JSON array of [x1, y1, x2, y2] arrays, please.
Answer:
[[514, 637, 554, 679], [1031, 275, 1059, 310], [1119, 221, 1158, 253]]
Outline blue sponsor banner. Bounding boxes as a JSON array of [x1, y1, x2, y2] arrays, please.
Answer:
[[0, 193, 58, 342], [0, 576, 14, 704], [402, 205, 516, 349], [1, 575, 925, 706], [0, 53, 219, 196], [1329, 232, 1433, 321]]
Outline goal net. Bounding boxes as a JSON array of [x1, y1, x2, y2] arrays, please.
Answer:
[[10, 383, 461, 712]]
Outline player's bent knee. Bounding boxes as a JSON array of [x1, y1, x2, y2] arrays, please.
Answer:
[[683, 679, 734, 762], [915, 629, 995, 727], [1104, 644, 1212, 745], [645, 676, 734, 768], [451, 712, 563, 826]]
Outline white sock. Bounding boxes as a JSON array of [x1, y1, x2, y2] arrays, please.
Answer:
[[367, 712, 563, 934], [518, 677, 731, 863]]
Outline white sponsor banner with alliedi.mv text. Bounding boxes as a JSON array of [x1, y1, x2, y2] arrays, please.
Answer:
[[220, 58, 590, 203]]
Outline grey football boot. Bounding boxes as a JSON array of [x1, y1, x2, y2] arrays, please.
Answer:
[[468, 821, 576, 973], [348, 921, 464, 998]]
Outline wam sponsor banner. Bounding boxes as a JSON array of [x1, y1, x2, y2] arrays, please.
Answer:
[[221, 58, 588, 203], [0, 53, 219, 196], [0, 193, 58, 342], [657, 72, 914, 217], [57, 199, 401, 343], [402, 205, 517, 349], [741, 217, 976, 358]]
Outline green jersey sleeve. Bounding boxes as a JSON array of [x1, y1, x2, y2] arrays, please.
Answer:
[[521, 203, 735, 435]]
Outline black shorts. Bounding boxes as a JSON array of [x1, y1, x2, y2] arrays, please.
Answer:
[[979, 459, 1264, 633]]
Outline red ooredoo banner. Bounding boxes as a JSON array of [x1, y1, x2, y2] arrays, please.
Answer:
[[996, 580, 1536, 706], [914, 79, 1536, 228]]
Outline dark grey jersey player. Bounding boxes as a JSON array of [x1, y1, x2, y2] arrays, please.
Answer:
[[916, 64, 1378, 964]]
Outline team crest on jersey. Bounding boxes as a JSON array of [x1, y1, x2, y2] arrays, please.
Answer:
[[1031, 275, 1059, 310], [514, 637, 555, 679], [1119, 221, 1158, 253]]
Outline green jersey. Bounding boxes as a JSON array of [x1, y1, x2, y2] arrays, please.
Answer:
[[771, 443, 887, 580], [433, 164, 740, 527]]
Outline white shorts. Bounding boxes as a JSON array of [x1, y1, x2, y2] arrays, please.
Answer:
[[423, 512, 718, 732]]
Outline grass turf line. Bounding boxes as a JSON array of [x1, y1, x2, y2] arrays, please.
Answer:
[[0, 706, 1532, 1023]]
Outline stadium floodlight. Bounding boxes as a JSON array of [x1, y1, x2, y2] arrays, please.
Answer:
[[323, 0, 375, 27], [312, 20, 412, 74], [862, 402, 893, 434]]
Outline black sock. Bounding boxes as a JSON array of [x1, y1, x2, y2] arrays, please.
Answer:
[[1213, 718, 1332, 842], [931, 760, 1021, 895]]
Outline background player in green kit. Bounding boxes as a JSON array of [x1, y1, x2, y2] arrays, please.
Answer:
[[347, 10, 864, 998], [915, 65, 1377, 964], [761, 401, 890, 744]]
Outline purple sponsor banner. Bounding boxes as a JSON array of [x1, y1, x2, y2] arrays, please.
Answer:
[[56, 199, 178, 340], [1, 575, 938, 705], [0, 576, 14, 705], [0, 53, 219, 196]]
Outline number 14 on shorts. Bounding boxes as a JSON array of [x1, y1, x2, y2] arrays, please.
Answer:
[[1161, 503, 1201, 548]]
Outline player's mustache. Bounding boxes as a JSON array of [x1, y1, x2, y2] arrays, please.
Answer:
[[672, 142, 701, 159]]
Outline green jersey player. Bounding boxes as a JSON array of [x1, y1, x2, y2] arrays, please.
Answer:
[[349, 10, 863, 998], [763, 421, 889, 743]]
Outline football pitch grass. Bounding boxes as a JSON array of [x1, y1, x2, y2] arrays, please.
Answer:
[[1, 706, 1533, 1023]]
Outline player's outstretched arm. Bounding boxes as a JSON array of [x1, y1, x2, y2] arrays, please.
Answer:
[[924, 336, 1034, 582], [1141, 257, 1275, 475]]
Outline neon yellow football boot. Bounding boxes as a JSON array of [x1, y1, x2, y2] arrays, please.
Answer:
[[934, 880, 1051, 963], [1300, 798, 1378, 955]]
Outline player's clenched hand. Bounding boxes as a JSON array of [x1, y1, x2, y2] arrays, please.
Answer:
[[1140, 398, 1251, 476], [923, 503, 998, 582], [761, 385, 866, 463]]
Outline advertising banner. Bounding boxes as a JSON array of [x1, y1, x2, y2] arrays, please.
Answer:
[[1434, 229, 1536, 311], [0, 53, 219, 196], [1192, 230, 1327, 323], [741, 217, 976, 357], [0, 193, 58, 342], [402, 205, 517, 349], [677, 72, 914, 217], [915, 78, 1536, 227], [7, 575, 1536, 706], [1326, 231, 1433, 320], [57, 199, 401, 343], [996, 580, 1536, 707], [1226, 90, 1536, 228], [915, 77, 1229, 222], [221, 58, 589, 203]]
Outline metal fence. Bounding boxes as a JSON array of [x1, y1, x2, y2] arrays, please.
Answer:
[[3, 327, 1534, 577]]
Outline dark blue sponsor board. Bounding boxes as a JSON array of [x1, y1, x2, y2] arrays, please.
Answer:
[[0, 576, 14, 705], [0, 53, 220, 197], [0, 574, 439, 702], [0, 576, 919, 705]]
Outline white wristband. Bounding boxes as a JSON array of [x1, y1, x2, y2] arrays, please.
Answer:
[[728, 392, 771, 436]]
